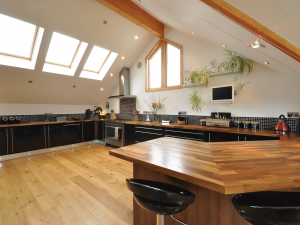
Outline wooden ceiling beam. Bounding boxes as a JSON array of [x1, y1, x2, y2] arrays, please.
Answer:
[[95, 0, 164, 38], [200, 0, 300, 63]]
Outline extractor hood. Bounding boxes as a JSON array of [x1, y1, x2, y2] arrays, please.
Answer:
[[108, 67, 136, 99]]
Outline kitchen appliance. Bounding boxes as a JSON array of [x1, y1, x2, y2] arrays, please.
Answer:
[[177, 116, 188, 125], [206, 119, 231, 127], [212, 85, 234, 103], [1, 117, 8, 124], [9, 117, 15, 124], [275, 114, 290, 131], [162, 118, 170, 125], [105, 119, 134, 147], [108, 67, 136, 99]]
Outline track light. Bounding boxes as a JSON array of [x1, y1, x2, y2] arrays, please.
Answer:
[[250, 38, 265, 49]]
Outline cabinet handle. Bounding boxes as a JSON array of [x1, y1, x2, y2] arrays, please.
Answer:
[[238, 136, 240, 142], [11, 128, 13, 153], [136, 131, 162, 135], [245, 136, 247, 141], [136, 126, 162, 131], [209, 133, 211, 142], [6, 128, 8, 155], [63, 124, 80, 126], [82, 123, 84, 142], [165, 130, 204, 136], [48, 125, 50, 147], [44, 125, 47, 148]]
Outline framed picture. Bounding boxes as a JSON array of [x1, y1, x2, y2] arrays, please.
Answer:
[[106, 102, 109, 109]]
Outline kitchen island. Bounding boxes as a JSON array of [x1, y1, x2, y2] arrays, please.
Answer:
[[110, 136, 300, 225]]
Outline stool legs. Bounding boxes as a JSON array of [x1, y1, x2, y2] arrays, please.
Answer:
[[157, 215, 165, 225]]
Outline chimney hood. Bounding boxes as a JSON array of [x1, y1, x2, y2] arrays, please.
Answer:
[[108, 67, 136, 99]]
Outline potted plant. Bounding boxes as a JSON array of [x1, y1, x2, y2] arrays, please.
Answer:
[[85, 109, 93, 119], [188, 90, 205, 113], [218, 49, 254, 76], [93, 107, 102, 119], [187, 66, 209, 87]]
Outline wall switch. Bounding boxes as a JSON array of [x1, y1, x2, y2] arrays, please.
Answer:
[[178, 111, 187, 115], [287, 112, 300, 117]]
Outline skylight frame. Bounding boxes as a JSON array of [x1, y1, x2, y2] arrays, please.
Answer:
[[45, 41, 82, 68], [82, 51, 111, 74], [0, 26, 40, 61]]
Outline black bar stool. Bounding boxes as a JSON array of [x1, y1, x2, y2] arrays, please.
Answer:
[[126, 179, 196, 225], [232, 191, 300, 225]]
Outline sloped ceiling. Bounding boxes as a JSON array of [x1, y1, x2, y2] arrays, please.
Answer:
[[0, 0, 154, 105], [131, 0, 300, 78]]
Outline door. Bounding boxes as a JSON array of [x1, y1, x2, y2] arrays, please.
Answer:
[[0, 128, 8, 156], [83, 122, 95, 142], [62, 123, 82, 145], [48, 124, 63, 147], [30, 125, 46, 151], [105, 122, 123, 147], [98, 121, 105, 141], [11, 126, 30, 154]]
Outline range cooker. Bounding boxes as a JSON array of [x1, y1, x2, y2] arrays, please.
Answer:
[[105, 119, 134, 147]]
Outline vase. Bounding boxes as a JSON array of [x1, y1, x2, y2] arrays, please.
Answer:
[[153, 113, 158, 122]]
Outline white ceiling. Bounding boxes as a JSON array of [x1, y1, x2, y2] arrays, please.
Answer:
[[0, 0, 154, 105], [131, 0, 300, 78]]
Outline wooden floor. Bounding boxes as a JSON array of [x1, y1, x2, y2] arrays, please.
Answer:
[[0, 144, 133, 225]]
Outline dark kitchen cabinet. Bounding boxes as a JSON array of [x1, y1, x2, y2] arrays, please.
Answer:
[[164, 128, 205, 141], [124, 124, 135, 146], [48, 124, 63, 148], [98, 121, 105, 141], [62, 123, 82, 145], [83, 121, 95, 142], [30, 125, 46, 151], [135, 126, 163, 143], [0, 128, 8, 155], [11, 126, 31, 154]]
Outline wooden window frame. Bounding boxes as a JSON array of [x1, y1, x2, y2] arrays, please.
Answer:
[[82, 51, 112, 74], [145, 38, 183, 92], [45, 41, 82, 68], [0, 26, 40, 61]]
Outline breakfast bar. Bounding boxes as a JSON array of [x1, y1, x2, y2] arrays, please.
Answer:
[[110, 136, 300, 225]]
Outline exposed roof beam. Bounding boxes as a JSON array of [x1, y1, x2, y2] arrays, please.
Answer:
[[95, 0, 164, 38], [200, 0, 300, 63]]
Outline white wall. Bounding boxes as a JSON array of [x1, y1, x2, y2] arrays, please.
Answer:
[[130, 28, 300, 117]]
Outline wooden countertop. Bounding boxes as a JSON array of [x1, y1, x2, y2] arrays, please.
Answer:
[[0, 119, 108, 127], [110, 136, 300, 195]]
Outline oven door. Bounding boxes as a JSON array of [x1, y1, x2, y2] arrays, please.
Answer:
[[105, 122, 123, 147]]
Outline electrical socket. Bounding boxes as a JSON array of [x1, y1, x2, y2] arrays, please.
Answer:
[[178, 111, 187, 115], [287, 112, 300, 117]]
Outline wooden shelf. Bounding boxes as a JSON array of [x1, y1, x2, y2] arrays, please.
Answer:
[[181, 82, 206, 88], [209, 69, 240, 76]]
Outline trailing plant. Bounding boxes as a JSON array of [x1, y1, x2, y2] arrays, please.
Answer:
[[187, 66, 209, 87], [233, 74, 250, 94], [218, 49, 254, 76], [188, 90, 205, 113]]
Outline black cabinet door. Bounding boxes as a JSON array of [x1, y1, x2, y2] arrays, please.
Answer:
[[48, 124, 63, 148], [124, 124, 135, 146], [83, 122, 95, 142], [0, 128, 8, 156], [30, 125, 46, 151], [98, 121, 105, 141], [62, 123, 82, 145], [11, 126, 30, 154], [135, 126, 163, 143], [164, 128, 205, 142]]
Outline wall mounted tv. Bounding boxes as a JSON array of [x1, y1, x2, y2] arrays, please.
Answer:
[[211, 85, 234, 103]]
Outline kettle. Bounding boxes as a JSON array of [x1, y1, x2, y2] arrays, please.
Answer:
[[274, 114, 290, 131]]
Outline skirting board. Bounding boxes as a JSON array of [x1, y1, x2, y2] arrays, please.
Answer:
[[0, 140, 105, 162]]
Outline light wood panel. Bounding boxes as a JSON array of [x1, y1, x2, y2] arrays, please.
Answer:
[[200, 0, 300, 63], [95, 0, 164, 38], [110, 137, 300, 194], [0, 144, 133, 225]]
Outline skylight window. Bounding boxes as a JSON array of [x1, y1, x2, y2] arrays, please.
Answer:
[[80, 46, 118, 80], [43, 32, 87, 76], [0, 13, 44, 70]]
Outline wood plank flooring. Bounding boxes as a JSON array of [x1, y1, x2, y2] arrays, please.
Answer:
[[0, 144, 133, 225]]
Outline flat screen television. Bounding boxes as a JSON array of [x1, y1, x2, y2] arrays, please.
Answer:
[[211, 85, 234, 103]]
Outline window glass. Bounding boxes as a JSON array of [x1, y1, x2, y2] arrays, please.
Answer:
[[0, 13, 37, 58], [83, 46, 110, 72], [167, 44, 181, 86], [149, 48, 161, 89]]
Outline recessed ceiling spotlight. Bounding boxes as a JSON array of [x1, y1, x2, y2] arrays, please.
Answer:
[[222, 44, 227, 47], [191, 32, 195, 35], [28, 80, 33, 83], [167, 22, 171, 25], [110, 73, 113, 76], [264, 61, 270, 64], [121, 56, 125, 60], [101, 88, 103, 91], [103, 20, 107, 25], [134, 35, 139, 40], [250, 38, 265, 49]]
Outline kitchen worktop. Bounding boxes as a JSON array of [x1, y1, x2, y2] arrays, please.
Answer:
[[110, 136, 300, 195], [0, 119, 108, 127], [123, 121, 300, 140]]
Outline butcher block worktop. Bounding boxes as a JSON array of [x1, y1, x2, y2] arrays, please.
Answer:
[[110, 136, 300, 195]]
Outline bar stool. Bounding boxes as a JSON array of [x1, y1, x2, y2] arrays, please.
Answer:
[[126, 179, 196, 225], [232, 191, 300, 225]]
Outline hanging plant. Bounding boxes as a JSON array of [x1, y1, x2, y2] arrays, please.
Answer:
[[218, 49, 254, 76], [233, 74, 250, 95], [187, 66, 210, 87], [188, 90, 205, 113]]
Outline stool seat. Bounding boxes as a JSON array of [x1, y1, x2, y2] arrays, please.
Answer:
[[232, 191, 300, 225]]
